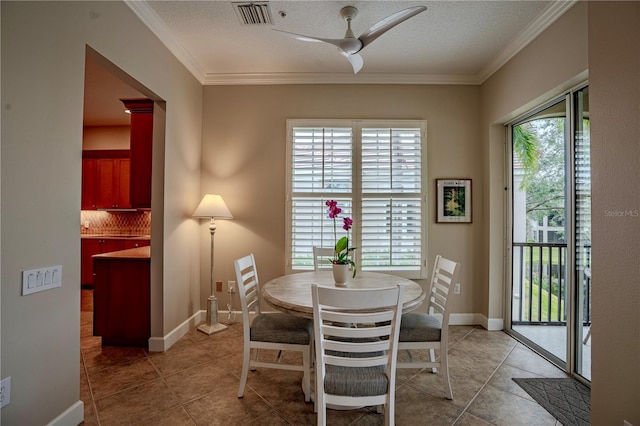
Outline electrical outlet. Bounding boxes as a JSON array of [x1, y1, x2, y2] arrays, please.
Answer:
[[216, 281, 223, 292], [1, 376, 11, 408], [228, 280, 236, 293], [454, 283, 461, 294]]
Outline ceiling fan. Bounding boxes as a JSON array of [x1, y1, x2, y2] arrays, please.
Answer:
[[273, 5, 427, 74]]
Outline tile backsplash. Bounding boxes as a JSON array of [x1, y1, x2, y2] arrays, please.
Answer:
[[81, 210, 151, 235]]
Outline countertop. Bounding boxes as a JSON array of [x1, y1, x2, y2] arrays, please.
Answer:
[[92, 246, 150, 260], [82, 234, 150, 241]]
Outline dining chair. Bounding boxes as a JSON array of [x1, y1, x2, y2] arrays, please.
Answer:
[[397, 255, 460, 400], [234, 253, 312, 401], [312, 283, 404, 426], [313, 247, 335, 271]]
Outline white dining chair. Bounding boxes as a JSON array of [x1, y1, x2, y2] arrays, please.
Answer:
[[313, 247, 335, 271], [312, 283, 404, 426], [397, 255, 460, 400], [234, 253, 313, 401]]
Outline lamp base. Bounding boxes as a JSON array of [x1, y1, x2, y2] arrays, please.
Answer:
[[197, 294, 228, 335], [197, 322, 228, 335]]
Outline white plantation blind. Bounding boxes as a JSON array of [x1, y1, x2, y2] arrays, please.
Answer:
[[360, 127, 423, 271], [361, 128, 422, 192], [287, 120, 426, 278], [291, 127, 352, 193]]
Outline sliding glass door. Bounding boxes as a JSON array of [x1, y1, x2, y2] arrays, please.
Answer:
[[572, 87, 590, 381], [507, 85, 590, 382]]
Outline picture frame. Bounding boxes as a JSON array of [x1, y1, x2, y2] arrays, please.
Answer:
[[436, 179, 472, 223]]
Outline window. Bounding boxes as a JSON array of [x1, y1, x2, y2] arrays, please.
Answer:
[[286, 119, 427, 279]]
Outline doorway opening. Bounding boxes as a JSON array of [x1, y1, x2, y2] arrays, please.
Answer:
[[80, 45, 164, 348], [506, 85, 591, 383]]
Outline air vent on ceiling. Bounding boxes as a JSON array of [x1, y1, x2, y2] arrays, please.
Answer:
[[232, 2, 273, 25]]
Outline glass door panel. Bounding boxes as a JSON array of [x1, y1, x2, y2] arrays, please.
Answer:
[[510, 99, 568, 365], [508, 85, 591, 384], [573, 86, 591, 381]]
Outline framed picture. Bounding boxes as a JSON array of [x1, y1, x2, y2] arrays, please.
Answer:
[[436, 179, 472, 223]]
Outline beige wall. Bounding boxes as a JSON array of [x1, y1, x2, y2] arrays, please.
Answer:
[[480, 2, 588, 324], [83, 126, 130, 150], [1, 2, 202, 424], [201, 84, 483, 320], [588, 2, 640, 423]]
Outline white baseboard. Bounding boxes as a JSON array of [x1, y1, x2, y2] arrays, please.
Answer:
[[47, 400, 84, 426], [446, 313, 504, 331], [449, 313, 477, 325], [148, 310, 248, 352], [148, 310, 203, 352], [150, 310, 503, 353], [480, 315, 504, 331]]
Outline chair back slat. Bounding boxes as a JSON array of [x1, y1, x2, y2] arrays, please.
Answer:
[[316, 286, 397, 310], [322, 324, 393, 340], [313, 247, 335, 271], [426, 255, 459, 316], [234, 253, 262, 324], [325, 354, 390, 368], [320, 310, 394, 325], [324, 339, 391, 354]]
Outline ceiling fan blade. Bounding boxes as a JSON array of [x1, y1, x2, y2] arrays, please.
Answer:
[[358, 6, 427, 49], [272, 29, 342, 46], [344, 52, 364, 74], [273, 29, 363, 54]]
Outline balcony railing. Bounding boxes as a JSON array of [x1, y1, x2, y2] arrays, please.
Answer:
[[512, 242, 591, 326]]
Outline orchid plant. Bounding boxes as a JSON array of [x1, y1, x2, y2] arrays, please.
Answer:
[[326, 200, 357, 277]]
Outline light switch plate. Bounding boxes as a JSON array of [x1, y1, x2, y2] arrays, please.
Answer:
[[0, 376, 11, 408], [22, 265, 62, 295]]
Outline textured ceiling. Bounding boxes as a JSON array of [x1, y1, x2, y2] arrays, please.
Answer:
[[85, 1, 576, 126], [129, 0, 574, 84]]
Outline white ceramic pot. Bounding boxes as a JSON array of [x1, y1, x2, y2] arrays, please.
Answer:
[[332, 263, 350, 287]]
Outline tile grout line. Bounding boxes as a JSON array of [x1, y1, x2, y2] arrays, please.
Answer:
[[81, 349, 103, 426], [452, 336, 519, 425]]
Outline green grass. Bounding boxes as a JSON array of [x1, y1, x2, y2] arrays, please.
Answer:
[[524, 280, 565, 322]]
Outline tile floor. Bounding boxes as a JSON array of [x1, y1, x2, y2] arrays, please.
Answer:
[[80, 290, 569, 425]]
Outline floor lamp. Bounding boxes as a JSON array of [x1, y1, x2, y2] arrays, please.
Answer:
[[193, 194, 233, 335]]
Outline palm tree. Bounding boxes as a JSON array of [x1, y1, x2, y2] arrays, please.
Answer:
[[513, 123, 539, 176]]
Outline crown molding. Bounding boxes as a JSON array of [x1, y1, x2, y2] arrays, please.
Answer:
[[124, 0, 207, 82], [201, 72, 479, 86], [477, 0, 578, 84]]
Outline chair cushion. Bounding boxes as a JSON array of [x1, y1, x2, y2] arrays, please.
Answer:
[[323, 338, 387, 397], [399, 313, 442, 342], [324, 364, 388, 397], [250, 313, 312, 345]]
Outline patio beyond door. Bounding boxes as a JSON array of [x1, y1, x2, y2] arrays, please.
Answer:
[[507, 86, 591, 383]]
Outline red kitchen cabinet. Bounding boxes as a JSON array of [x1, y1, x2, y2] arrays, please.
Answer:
[[121, 99, 153, 208], [82, 239, 118, 286], [82, 150, 131, 210], [121, 239, 150, 250], [81, 158, 97, 209], [81, 238, 149, 287], [96, 158, 131, 209], [93, 247, 150, 347]]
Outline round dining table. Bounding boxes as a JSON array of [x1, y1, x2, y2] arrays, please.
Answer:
[[262, 271, 425, 318]]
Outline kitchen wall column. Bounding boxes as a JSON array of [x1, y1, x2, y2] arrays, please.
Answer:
[[121, 99, 153, 208]]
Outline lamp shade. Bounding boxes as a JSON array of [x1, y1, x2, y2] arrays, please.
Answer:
[[193, 194, 233, 219]]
